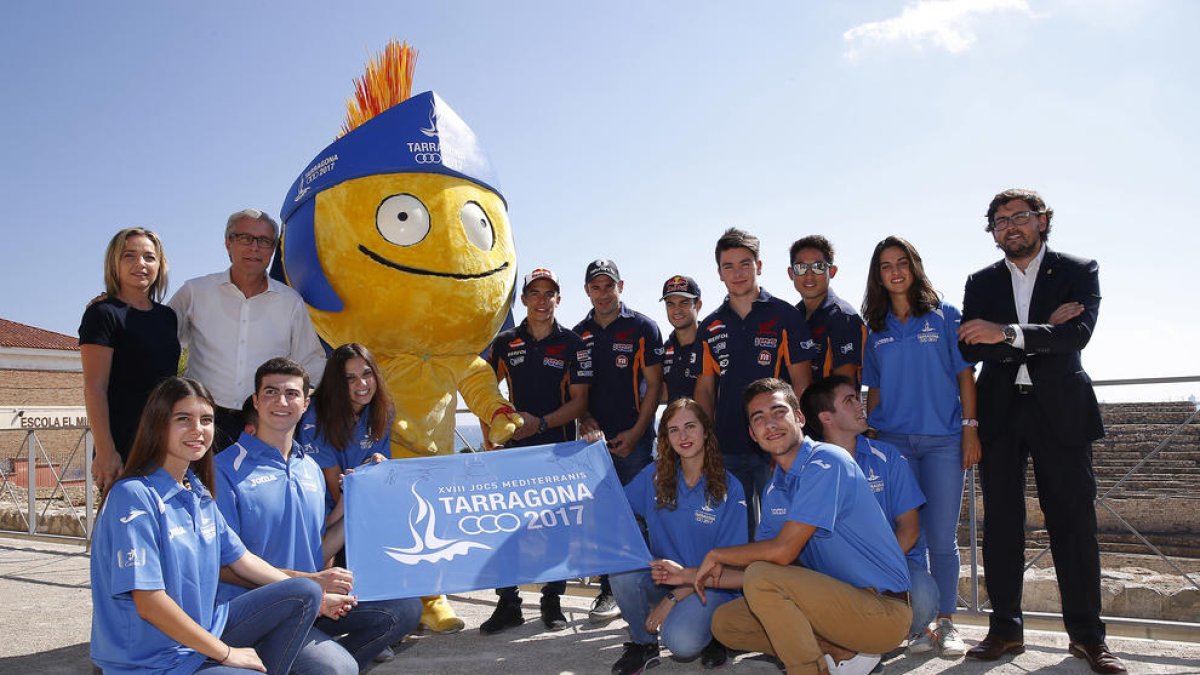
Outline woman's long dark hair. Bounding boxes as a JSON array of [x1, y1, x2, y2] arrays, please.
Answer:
[[653, 398, 726, 510], [312, 343, 392, 451], [117, 377, 217, 495], [861, 235, 941, 332]]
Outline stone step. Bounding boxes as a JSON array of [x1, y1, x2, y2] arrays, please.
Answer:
[[1100, 411, 1200, 425], [1099, 398, 1195, 410], [1100, 427, 1200, 442], [958, 528, 1200, 559]]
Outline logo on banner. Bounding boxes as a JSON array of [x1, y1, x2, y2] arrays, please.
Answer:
[[383, 483, 492, 565], [459, 513, 522, 535]]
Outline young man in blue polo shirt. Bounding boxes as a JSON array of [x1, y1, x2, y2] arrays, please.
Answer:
[[659, 274, 704, 404], [789, 235, 866, 385], [215, 358, 420, 673], [575, 258, 664, 622], [694, 228, 817, 535], [654, 378, 911, 675], [801, 375, 940, 655], [480, 267, 592, 634]]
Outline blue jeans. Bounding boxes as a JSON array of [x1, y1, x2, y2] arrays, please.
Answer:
[[601, 433, 654, 597], [878, 431, 964, 615], [722, 452, 771, 539], [907, 558, 939, 636], [194, 577, 321, 674], [610, 569, 738, 658], [292, 597, 421, 673]]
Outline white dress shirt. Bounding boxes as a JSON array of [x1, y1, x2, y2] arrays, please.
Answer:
[[168, 270, 326, 408], [1003, 243, 1047, 387]]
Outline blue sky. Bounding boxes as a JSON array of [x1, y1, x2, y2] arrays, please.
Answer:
[[2, 1, 1196, 398]]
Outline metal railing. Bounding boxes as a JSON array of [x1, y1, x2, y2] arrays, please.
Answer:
[[0, 425, 94, 540]]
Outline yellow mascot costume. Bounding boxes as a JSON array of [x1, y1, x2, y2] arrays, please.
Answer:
[[278, 41, 523, 633]]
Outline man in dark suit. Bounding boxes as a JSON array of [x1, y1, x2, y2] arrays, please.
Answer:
[[958, 188, 1124, 674]]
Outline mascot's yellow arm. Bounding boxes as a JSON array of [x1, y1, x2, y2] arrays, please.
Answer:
[[383, 353, 522, 458]]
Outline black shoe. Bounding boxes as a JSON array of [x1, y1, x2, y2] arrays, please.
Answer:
[[541, 594, 568, 630], [612, 642, 660, 675], [700, 638, 728, 669], [480, 599, 525, 635], [589, 592, 621, 624]]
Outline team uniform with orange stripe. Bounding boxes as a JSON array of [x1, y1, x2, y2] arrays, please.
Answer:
[[700, 288, 817, 530], [574, 303, 664, 484], [487, 319, 592, 447], [662, 334, 702, 403], [798, 289, 866, 383]]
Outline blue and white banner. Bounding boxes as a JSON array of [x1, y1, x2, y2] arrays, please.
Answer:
[[343, 440, 651, 600]]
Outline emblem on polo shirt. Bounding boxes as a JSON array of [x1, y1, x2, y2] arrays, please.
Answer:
[[509, 338, 526, 349], [757, 350, 771, 366], [616, 354, 629, 368], [757, 318, 779, 333], [117, 548, 147, 569], [707, 320, 726, 333], [753, 336, 778, 348]]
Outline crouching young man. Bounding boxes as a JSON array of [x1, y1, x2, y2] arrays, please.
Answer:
[[652, 378, 910, 674]]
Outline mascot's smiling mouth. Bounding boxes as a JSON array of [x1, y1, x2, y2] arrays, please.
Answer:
[[359, 245, 510, 280]]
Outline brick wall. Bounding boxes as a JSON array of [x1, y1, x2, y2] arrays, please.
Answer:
[[0, 369, 85, 407]]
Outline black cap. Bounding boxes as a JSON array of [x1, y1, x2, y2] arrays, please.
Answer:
[[660, 275, 701, 300], [585, 258, 621, 283]]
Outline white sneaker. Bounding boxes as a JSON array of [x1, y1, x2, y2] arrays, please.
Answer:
[[906, 629, 934, 654], [936, 618, 967, 658], [823, 652, 881, 675]]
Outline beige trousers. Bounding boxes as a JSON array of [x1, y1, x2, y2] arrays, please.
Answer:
[[711, 562, 911, 675]]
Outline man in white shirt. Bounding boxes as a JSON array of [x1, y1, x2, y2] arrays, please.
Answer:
[[169, 208, 326, 447]]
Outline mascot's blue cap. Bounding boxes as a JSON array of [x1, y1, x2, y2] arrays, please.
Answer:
[[278, 90, 503, 313]]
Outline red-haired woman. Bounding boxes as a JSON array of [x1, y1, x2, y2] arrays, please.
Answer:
[[608, 398, 748, 675]]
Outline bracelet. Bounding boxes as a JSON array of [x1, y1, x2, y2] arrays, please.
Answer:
[[665, 590, 678, 604], [219, 643, 231, 664], [961, 418, 979, 428]]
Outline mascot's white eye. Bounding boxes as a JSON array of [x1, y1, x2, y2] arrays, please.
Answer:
[[460, 201, 495, 251], [376, 194, 431, 246]]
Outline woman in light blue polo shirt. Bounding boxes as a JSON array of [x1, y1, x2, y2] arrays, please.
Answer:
[[90, 377, 354, 674], [296, 343, 393, 504], [608, 398, 749, 675], [861, 236, 980, 658]]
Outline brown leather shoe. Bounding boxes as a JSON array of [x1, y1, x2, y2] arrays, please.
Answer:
[[1069, 642, 1128, 674], [965, 635, 1025, 661]]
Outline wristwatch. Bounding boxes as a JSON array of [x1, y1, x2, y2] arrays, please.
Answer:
[[1002, 324, 1018, 345], [665, 591, 678, 604], [537, 416, 548, 434]]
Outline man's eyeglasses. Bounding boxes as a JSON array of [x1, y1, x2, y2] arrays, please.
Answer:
[[791, 261, 831, 276], [228, 232, 277, 249], [987, 210, 1040, 232]]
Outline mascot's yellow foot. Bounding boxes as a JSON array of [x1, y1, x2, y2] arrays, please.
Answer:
[[420, 595, 465, 634]]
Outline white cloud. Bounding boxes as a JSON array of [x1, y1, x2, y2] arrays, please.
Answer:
[[843, 0, 1035, 58]]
